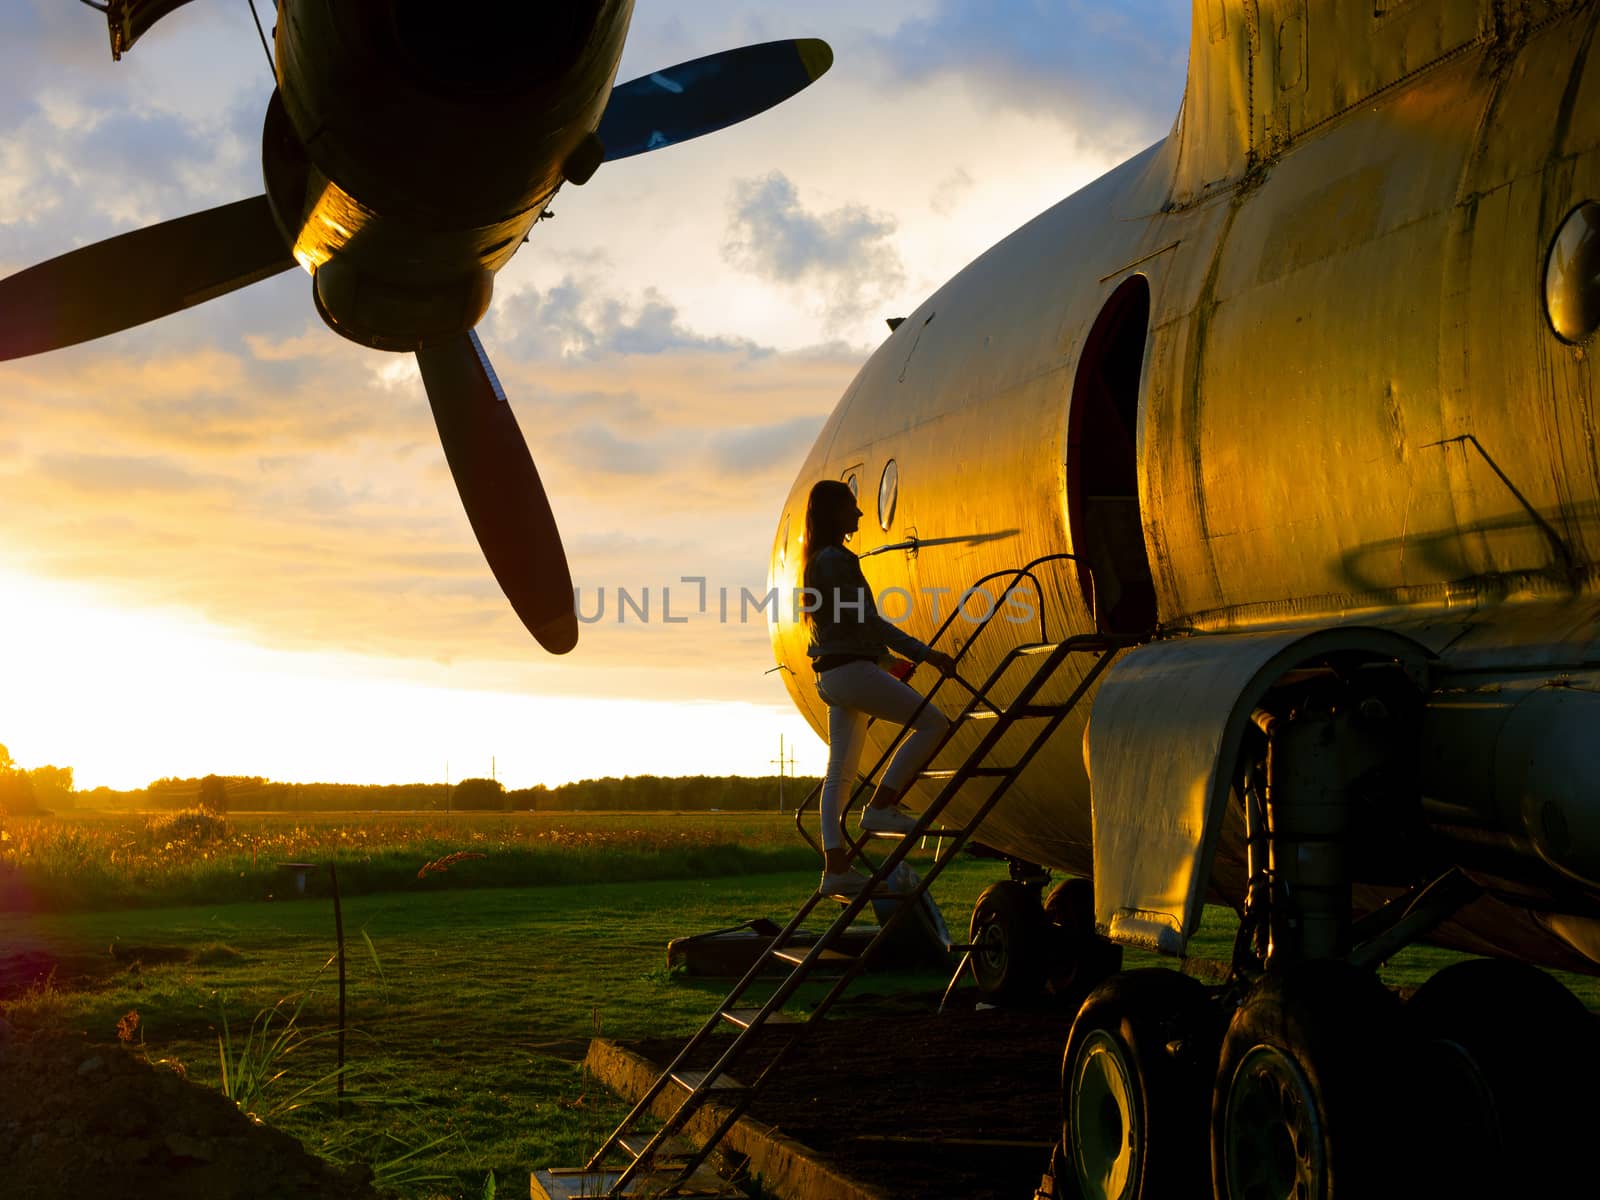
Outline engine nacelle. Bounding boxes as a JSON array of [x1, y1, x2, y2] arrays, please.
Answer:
[[263, 0, 629, 349]]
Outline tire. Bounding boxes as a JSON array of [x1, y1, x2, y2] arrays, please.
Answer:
[[969, 880, 1047, 1004], [1060, 969, 1220, 1200], [1043, 877, 1097, 937], [1042, 878, 1123, 1011], [1210, 960, 1402, 1200], [1404, 957, 1600, 1198]]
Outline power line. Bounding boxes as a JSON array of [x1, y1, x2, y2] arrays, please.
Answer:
[[770, 735, 795, 813]]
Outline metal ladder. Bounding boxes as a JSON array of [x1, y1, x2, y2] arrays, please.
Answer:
[[537, 556, 1135, 1199]]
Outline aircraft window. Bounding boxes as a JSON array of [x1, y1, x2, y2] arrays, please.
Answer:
[[845, 472, 859, 498], [1547, 202, 1600, 343], [777, 514, 790, 570], [878, 460, 899, 530]]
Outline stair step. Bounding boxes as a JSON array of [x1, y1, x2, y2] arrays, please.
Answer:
[[719, 1007, 801, 1029], [617, 1133, 699, 1162], [670, 1068, 747, 1094], [920, 766, 1012, 780], [864, 826, 963, 840], [1015, 643, 1056, 656], [1007, 703, 1067, 719], [961, 703, 1063, 722], [532, 1164, 740, 1199], [1065, 635, 1125, 652], [773, 945, 855, 966]]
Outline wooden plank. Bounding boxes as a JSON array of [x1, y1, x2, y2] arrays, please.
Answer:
[[719, 1008, 800, 1029], [772, 946, 854, 966], [617, 1132, 698, 1161], [670, 1068, 745, 1092]]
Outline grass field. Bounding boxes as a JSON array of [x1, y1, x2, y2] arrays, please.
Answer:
[[3, 810, 1598, 1197], [0, 809, 819, 912], [2, 848, 1021, 1197]]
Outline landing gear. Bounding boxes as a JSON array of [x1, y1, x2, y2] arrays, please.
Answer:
[[969, 880, 1047, 1003], [1404, 957, 1600, 1198], [1043, 878, 1123, 1009], [1060, 969, 1218, 1200], [969, 876, 1122, 1006], [1210, 960, 1401, 1200]]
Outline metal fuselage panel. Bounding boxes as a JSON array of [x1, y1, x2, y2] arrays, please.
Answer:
[[771, 5, 1600, 900]]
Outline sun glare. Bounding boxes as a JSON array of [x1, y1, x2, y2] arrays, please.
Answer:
[[0, 566, 823, 792]]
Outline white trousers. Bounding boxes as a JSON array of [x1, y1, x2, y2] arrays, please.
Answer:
[[816, 660, 950, 852]]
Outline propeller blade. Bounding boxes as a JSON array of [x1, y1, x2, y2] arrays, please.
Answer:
[[598, 38, 833, 162], [416, 331, 579, 655], [0, 195, 295, 362]]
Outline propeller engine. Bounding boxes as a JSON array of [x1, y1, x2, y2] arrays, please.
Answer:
[[1, 2, 832, 654]]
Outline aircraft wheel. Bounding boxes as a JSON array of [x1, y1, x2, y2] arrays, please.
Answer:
[[1043, 877, 1096, 933], [1211, 960, 1401, 1200], [1060, 969, 1218, 1200], [1404, 958, 1600, 1197], [969, 881, 1047, 1004], [1043, 878, 1122, 1010]]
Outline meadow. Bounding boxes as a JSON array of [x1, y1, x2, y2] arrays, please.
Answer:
[[2, 809, 1597, 1198], [0, 809, 820, 913], [0, 810, 1031, 1197]]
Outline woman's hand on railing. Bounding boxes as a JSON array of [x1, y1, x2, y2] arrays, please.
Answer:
[[923, 649, 957, 675]]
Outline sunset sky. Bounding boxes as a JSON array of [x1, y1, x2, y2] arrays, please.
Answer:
[[0, 1, 1187, 791]]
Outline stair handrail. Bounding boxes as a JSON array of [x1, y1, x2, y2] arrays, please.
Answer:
[[791, 551, 1085, 856], [651, 632, 1137, 1196], [585, 599, 1090, 1188]]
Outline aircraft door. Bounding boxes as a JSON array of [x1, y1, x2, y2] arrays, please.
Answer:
[[1066, 275, 1156, 634]]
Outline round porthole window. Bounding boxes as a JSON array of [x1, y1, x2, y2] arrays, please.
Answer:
[[776, 513, 789, 570], [1546, 201, 1600, 343], [845, 472, 858, 498], [878, 459, 899, 530]]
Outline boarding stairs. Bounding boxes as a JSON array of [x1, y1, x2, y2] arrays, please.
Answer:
[[533, 555, 1137, 1199]]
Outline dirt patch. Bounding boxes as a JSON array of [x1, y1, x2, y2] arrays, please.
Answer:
[[0, 943, 227, 1001], [624, 989, 1071, 1200], [0, 1025, 385, 1200]]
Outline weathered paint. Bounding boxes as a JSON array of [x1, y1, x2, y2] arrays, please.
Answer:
[[771, 0, 1600, 971]]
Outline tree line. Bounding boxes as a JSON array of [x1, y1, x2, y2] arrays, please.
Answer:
[[66, 773, 821, 813], [0, 743, 74, 814]]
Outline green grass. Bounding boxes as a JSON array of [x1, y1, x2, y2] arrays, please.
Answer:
[[0, 810, 819, 912], [0, 859, 1012, 1197], [5, 810, 1598, 1197]]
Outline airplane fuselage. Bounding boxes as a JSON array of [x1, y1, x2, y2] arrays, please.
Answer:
[[771, 0, 1600, 972]]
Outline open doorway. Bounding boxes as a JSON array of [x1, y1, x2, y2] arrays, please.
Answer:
[[1066, 275, 1156, 634]]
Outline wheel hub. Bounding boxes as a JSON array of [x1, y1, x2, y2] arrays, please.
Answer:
[[1069, 1028, 1140, 1200], [975, 921, 1009, 978], [1224, 1045, 1324, 1200]]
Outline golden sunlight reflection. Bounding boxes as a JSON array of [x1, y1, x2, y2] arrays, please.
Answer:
[[0, 567, 824, 791]]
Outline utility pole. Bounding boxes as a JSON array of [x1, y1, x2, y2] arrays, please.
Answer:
[[771, 735, 795, 813], [445, 760, 451, 815]]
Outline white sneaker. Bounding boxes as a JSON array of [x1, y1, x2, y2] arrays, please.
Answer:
[[820, 868, 870, 898], [859, 804, 919, 836]]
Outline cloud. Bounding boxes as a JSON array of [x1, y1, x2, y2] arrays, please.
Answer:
[[551, 423, 664, 478], [871, 1, 1189, 155], [0, 283, 863, 697], [488, 277, 759, 361], [35, 452, 221, 496], [722, 171, 905, 328], [710, 415, 828, 476]]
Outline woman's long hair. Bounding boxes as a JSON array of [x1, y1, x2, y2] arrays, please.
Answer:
[[802, 479, 856, 573], [802, 479, 856, 633]]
